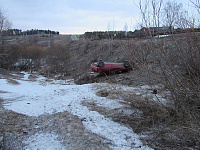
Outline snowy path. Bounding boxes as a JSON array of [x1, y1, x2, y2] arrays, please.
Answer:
[[0, 72, 152, 149]]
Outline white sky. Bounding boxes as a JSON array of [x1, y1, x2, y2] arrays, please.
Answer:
[[0, 0, 197, 34]]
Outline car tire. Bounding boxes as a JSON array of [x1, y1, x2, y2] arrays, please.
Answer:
[[123, 60, 130, 68], [98, 60, 104, 67]]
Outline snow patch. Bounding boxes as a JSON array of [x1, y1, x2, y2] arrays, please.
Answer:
[[23, 133, 65, 150], [0, 72, 153, 149]]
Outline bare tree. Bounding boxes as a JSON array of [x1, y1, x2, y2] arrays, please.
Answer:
[[0, 9, 11, 31], [163, 1, 180, 28], [162, 1, 190, 29], [136, 0, 200, 118], [152, 0, 163, 27], [107, 21, 111, 31], [137, 0, 163, 36], [0, 8, 12, 68], [138, 0, 163, 27], [138, 0, 152, 27], [190, 0, 200, 27], [191, 0, 200, 14], [123, 23, 128, 32], [137, 0, 192, 29]]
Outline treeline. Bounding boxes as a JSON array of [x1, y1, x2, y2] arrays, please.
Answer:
[[84, 27, 200, 40], [3, 29, 59, 36]]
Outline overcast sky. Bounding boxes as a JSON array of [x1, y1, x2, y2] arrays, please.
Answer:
[[0, 0, 197, 34]]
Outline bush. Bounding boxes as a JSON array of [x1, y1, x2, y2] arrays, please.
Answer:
[[123, 33, 200, 118], [120, 32, 200, 149]]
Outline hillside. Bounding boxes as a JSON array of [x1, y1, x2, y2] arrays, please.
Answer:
[[0, 32, 200, 149]]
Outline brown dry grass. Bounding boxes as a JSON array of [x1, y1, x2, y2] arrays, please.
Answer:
[[91, 82, 200, 149], [0, 107, 111, 149], [6, 79, 20, 85], [1, 33, 200, 149]]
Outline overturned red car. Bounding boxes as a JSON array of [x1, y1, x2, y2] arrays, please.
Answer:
[[91, 60, 132, 75]]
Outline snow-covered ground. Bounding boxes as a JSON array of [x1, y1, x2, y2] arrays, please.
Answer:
[[0, 72, 154, 149]]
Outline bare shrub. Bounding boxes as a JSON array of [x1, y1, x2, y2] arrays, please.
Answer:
[[41, 42, 70, 77], [0, 8, 12, 68], [120, 32, 200, 149], [80, 40, 89, 53], [93, 83, 173, 129], [28, 35, 39, 45], [5, 44, 22, 69], [74, 73, 98, 85], [10, 45, 44, 71], [127, 97, 173, 132], [155, 33, 200, 119], [122, 33, 200, 117]]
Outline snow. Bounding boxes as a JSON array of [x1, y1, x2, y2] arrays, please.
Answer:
[[154, 34, 169, 38], [23, 133, 66, 150], [138, 85, 169, 104], [0, 72, 153, 149]]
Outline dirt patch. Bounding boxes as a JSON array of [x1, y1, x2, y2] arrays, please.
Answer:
[[0, 69, 22, 80], [96, 89, 109, 97], [0, 98, 3, 108], [0, 91, 8, 94], [27, 74, 38, 81], [6, 79, 20, 85]]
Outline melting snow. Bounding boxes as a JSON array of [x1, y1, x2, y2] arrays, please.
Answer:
[[23, 133, 65, 150], [0, 72, 153, 149]]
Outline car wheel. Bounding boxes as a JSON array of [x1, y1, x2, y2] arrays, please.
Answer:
[[98, 60, 104, 67], [123, 60, 130, 68]]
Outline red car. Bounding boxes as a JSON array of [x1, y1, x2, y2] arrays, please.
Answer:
[[91, 60, 132, 75]]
